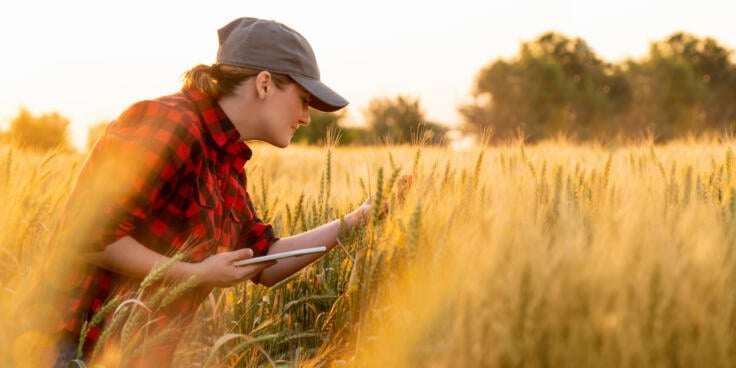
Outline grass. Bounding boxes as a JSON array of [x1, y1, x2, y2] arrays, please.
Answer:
[[2, 139, 736, 367]]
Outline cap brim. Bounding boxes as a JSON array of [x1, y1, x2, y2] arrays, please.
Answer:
[[290, 74, 349, 112]]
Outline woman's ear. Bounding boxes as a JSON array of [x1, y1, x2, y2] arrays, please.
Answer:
[[255, 71, 272, 98]]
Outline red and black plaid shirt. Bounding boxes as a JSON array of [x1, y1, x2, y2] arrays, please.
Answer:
[[57, 86, 277, 355]]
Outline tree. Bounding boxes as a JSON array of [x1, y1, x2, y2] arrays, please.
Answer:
[[9, 108, 71, 151], [625, 32, 736, 140], [460, 32, 631, 142], [364, 95, 447, 145]]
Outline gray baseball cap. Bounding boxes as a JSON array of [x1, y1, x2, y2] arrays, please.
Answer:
[[216, 17, 349, 112]]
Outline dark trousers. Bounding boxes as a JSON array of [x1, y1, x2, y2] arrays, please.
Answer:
[[52, 334, 84, 368]]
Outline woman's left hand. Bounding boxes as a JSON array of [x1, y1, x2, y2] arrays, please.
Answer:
[[347, 174, 413, 227]]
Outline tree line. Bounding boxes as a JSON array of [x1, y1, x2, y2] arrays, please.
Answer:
[[2, 30, 734, 150], [461, 31, 736, 143], [0, 95, 448, 151]]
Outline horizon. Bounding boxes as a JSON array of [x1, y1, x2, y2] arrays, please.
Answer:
[[1, 0, 735, 150]]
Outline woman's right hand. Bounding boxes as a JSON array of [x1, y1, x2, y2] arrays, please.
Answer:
[[194, 248, 276, 287]]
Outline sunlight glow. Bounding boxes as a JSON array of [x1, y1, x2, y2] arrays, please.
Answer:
[[1, 0, 734, 150]]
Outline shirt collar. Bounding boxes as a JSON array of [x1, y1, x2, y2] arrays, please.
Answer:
[[182, 86, 252, 163]]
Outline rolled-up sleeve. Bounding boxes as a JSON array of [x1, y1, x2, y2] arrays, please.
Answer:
[[237, 191, 278, 257]]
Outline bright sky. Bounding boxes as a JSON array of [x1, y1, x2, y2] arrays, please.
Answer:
[[1, 0, 735, 150]]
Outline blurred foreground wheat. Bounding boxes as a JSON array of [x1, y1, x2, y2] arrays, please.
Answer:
[[2, 139, 736, 367]]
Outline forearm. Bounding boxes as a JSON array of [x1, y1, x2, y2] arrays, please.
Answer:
[[257, 212, 362, 286], [85, 235, 198, 282]]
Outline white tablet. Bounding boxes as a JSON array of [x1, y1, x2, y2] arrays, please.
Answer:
[[233, 246, 327, 266]]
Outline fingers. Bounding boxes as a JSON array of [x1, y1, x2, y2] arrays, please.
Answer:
[[200, 248, 272, 288], [378, 173, 414, 219], [354, 173, 414, 224], [398, 173, 413, 186], [235, 260, 276, 280], [230, 248, 254, 261], [396, 174, 413, 205]]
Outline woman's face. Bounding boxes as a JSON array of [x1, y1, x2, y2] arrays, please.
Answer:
[[258, 81, 311, 148]]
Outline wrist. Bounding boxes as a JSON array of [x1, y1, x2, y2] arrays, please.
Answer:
[[344, 210, 365, 229], [183, 261, 207, 286]]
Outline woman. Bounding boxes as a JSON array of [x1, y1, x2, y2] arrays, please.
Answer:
[[53, 17, 373, 367]]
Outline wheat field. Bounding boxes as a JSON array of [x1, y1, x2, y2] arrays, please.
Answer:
[[2, 138, 736, 367]]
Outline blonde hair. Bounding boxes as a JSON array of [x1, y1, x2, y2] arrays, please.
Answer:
[[183, 64, 293, 98]]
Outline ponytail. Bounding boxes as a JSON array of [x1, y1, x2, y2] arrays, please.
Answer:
[[183, 64, 293, 98], [183, 64, 221, 96]]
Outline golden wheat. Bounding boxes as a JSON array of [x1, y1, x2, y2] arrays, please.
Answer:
[[3, 140, 736, 367]]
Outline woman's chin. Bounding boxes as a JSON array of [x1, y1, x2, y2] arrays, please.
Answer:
[[259, 136, 291, 148], [274, 138, 291, 148]]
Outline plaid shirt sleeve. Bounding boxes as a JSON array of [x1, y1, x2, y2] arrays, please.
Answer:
[[238, 191, 278, 257], [68, 100, 198, 251]]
